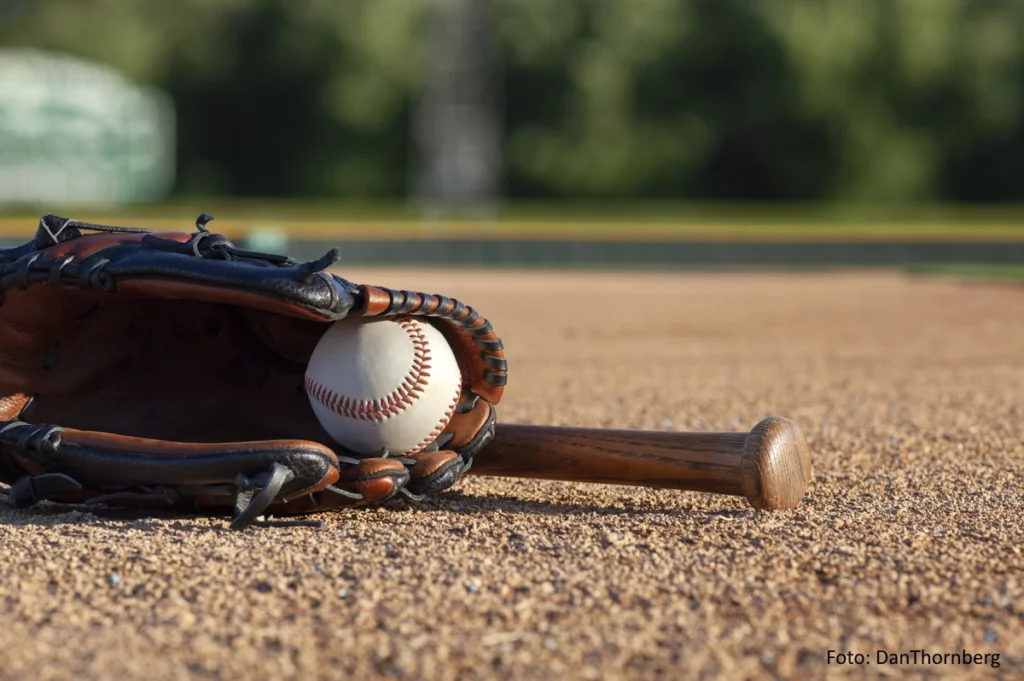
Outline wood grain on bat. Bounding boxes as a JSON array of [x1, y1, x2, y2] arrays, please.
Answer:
[[469, 417, 812, 511]]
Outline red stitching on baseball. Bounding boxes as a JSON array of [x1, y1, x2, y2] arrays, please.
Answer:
[[305, 317, 457, 454], [409, 384, 462, 455]]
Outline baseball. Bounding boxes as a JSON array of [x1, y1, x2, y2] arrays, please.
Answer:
[[304, 316, 462, 456]]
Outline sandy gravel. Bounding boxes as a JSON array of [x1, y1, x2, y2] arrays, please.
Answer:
[[1, 269, 1022, 681]]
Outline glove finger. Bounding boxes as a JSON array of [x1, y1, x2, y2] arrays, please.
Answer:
[[443, 397, 494, 449], [403, 449, 465, 496], [1, 422, 343, 506], [270, 457, 408, 515], [394, 400, 497, 495]]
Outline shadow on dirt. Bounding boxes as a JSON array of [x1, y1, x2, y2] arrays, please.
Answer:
[[0, 486, 752, 532], [387, 488, 751, 521]]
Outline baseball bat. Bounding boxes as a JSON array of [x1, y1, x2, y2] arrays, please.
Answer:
[[469, 416, 812, 511]]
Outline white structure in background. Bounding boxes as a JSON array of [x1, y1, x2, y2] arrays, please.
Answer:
[[0, 49, 175, 204], [413, 0, 501, 219]]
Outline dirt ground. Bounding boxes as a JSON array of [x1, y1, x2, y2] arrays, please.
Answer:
[[2, 269, 1022, 681]]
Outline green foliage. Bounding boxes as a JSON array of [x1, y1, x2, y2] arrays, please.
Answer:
[[904, 264, 1024, 281], [3, 0, 1024, 201]]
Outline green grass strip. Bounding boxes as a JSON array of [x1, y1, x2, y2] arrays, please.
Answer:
[[904, 264, 1024, 281]]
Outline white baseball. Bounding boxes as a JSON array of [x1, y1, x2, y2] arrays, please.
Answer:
[[304, 316, 462, 456]]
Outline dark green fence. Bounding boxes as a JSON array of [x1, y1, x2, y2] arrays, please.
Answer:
[[252, 239, 1024, 269], [2, 236, 1020, 269]]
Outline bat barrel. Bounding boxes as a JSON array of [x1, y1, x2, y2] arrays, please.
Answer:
[[473, 417, 812, 511]]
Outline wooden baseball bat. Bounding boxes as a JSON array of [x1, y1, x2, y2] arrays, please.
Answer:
[[468, 416, 812, 511]]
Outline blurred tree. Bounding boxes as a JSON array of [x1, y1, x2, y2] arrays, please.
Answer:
[[414, 0, 502, 212], [763, 0, 1024, 202], [2, 0, 1023, 202], [496, 0, 834, 199]]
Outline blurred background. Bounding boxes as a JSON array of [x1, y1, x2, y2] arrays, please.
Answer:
[[1, 0, 1023, 270]]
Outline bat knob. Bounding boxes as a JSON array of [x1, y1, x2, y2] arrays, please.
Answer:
[[739, 417, 812, 511]]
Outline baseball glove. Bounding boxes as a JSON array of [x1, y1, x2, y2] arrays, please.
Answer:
[[0, 214, 506, 529]]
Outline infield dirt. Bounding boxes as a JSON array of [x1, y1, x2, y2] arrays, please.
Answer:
[[1, 270, 1022, 680]]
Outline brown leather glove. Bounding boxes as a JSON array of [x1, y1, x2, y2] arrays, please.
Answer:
[[0, 214, 506, 529]]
